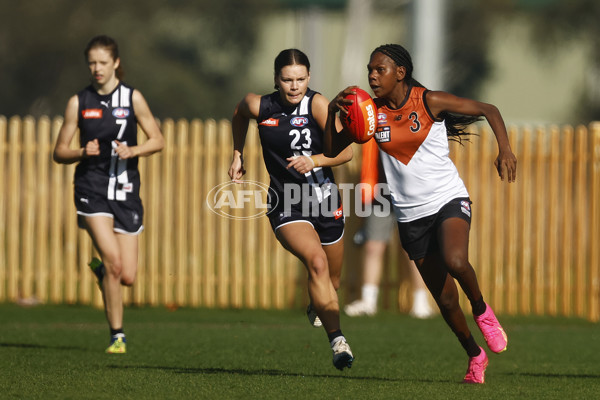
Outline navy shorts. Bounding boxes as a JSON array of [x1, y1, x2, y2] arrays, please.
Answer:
[[268, 206, 345, 245], [397, 197, 472, 260], [74, 186, 144, 235]]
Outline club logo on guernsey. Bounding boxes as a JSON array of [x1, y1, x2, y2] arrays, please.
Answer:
[[290, 116, 309, 127], [259, 118, 279, 127], [112, 108, 130, 118], [82, 109, 102, 119]]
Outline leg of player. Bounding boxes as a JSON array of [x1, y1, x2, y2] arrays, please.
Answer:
[[439, 218, 508, 354], [84, 216, 127, 354], [407, 255, 434, 319], [416, 254, 487, 383], [344, 239, 385, 317], [276, 223, 353, 370], [323, 238, 344, 291], [115, 233, 138, 287], [307, 235, 345, 328]]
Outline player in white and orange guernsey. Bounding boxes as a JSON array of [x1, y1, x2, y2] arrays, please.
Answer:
[[54, 35, 164, 354], [325, 44, 517, 384]]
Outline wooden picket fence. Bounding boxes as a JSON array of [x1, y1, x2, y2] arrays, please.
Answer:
[[0, 115, 599, 321]]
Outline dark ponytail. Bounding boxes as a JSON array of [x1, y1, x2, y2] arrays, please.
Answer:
[[371, 44, 479, 143], [274, 48, 310, 76]]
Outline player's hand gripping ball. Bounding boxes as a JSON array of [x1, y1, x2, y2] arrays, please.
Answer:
[[340, 88, 377, 144]]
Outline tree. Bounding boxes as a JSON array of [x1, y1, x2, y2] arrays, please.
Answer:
[[0, 0, 271, 119]]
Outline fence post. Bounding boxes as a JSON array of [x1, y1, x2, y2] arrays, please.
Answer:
[[560, 125, 574, 316], [160, 119, 175, 306], [175, 119, 190, 306], [34, 117, 51, 303], [547, 126, 561, 315], [574, 126, 588, 317], [0, 116, 6, 302], [7, 117, 22, 302], [202, 119, 217, 307], [589, 122, 600, 322], [505, 127, 519, 315], [189, 119, 204, 307]]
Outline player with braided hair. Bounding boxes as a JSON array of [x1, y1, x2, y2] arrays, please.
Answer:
[[325, 43, 517, 383]]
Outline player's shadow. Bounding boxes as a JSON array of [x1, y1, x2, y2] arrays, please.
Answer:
[[505, 371, 600, 379], [0, 342, 89, 351], [108, 364, 450, 383]]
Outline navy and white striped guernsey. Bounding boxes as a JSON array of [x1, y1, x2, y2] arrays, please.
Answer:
[[75, 82, 140, 202]]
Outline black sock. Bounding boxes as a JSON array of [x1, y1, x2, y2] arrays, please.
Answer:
[[471, 296, 486, 316], [327, 329, 343, 343], [459, 334, 481, 358], [110, 328, 124, 337]]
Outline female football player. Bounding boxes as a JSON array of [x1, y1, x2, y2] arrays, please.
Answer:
[[228, 48, 354, 370], [325, 43, 516, 383], [53, 35, 164, 353]]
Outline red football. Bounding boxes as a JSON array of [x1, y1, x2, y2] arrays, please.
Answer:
[[340, 87, 377, 144]]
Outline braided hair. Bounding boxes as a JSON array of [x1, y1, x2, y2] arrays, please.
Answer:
[[371, 44, 479, 143]]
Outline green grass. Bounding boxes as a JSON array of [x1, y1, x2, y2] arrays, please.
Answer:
[[1, 304, 598, 399]]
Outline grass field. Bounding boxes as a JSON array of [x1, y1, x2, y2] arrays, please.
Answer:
[[1, 304, 598, 399]]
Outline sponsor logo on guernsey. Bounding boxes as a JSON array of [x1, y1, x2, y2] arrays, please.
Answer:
[[375, 126, 391, 143], [290, 116, 309, 127], [82, 109, 102, 119], [259, 118, 279, 127], [112, 108, 130, 118], [365, 104, 376, 136], [461, 201, 471, 217], [334, 205, 343, 220], [377, 112, 387, 125]]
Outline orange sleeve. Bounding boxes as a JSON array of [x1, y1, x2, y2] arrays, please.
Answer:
[[359, 139, 379, 205]]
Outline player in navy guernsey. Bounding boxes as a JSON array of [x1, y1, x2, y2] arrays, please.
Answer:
[[53, 35, 164, 354], [229, 49, 355, 371]]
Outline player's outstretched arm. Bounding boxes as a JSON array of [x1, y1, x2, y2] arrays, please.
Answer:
[[427, 90, 517, 183]]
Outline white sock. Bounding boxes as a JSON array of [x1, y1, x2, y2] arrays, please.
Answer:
[[330, 335, 346, 347], [361, 284, 379, 308], [413, 289, 429, 307]]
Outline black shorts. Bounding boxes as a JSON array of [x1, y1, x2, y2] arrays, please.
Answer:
[[268, 206, 345, 245], [74, 186, 144, 235], [397, 198, 472, 260]]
